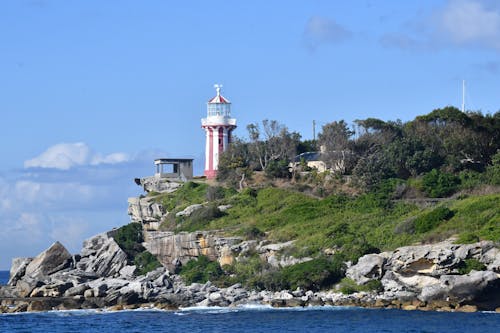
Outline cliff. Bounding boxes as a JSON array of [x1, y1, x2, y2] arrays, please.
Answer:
[[1, 178, 499, 313]]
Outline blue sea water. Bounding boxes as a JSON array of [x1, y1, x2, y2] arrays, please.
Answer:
[[0, 271, 8, 285], [1, 270, 499, 333]]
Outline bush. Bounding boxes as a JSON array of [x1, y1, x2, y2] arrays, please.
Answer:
[[457, 259, 486, 274], [265, 159, 291, 179], [179, 255, 225, 285], [422, 169, 460, 198], [239, 226, 266, 240], [414, 206, 454, 234], [339, 278, 383, 295], [206, 186, 228, 202], [178, 205, 225, 231], [486, 150, 500, 185], [276, 256, 344, 291], [114, 223, 144, 258], [113, 223, 162, 275], [134, 251, 161, 276]]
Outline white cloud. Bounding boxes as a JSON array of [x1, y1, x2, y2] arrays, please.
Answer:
[[14, 180, 95, 207], [303, 16, 352, 51], [24, 142, 130, 170], [380, 0, 500, 52], [437, 0, 500, 49]]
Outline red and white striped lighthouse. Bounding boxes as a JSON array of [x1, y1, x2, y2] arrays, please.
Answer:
[[201, 84, 237, 179]]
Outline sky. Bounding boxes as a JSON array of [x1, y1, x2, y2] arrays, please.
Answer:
[[1, 0, 499, 269]]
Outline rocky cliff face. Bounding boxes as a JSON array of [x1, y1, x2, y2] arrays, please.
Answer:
[[346, 240, 500, 310], [143, 230, 242, 271], [127, 196, 165, 230]]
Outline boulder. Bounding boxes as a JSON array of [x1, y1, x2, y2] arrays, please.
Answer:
[[127, 196, 165, 227], [30, 281, 73, 297], [24, 242, 72, 278], [64, 284, 90, 297], [78, 233, 129, 277], [419, 270, 499, 304], [8, 257, 32, 286], [175, 204, 203, 217], [346, 253, 386, 285]]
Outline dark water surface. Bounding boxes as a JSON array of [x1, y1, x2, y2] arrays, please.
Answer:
[[1, 271, 499, 333]]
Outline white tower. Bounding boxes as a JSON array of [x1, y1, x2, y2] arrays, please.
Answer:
[[201, 84, 237, 179]]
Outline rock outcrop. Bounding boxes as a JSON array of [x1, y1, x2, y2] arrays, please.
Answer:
[[346, 240, 500, 310], [127, 196, 165, 230], [143, 230, 242, 271], [1, 236, 500, 313]]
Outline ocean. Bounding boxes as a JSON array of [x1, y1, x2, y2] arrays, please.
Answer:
[[1, 271, 499, 333]]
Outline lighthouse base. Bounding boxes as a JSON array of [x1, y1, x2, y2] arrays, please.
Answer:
[[204, 170, 217, 179]]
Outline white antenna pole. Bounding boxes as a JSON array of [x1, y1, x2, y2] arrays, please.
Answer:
[[462, 80, 465, 112]]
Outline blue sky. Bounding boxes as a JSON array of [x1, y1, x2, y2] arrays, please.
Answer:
[[1, 0, 499, 269]]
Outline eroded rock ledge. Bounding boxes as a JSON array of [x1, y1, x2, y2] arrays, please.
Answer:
[[1, 235, 499, 313]]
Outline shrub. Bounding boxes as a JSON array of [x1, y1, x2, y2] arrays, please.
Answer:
[[339, 278, 383, 295], [206, 186, 227, 202], [486, 150, 500, 185], [421, 169, 460, 198], [113, 223, 162, 275], [179, 255, 225, 284], [277, 256, 344, 291], [134, 251, 161, 276], [457, 259, 486, 274], [414, 206, 454, 234], [239, 226, 266, 240], [179, 205, 225, 231], [114, 223, 144, 258]]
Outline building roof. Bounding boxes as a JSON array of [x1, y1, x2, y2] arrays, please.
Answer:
[[208, 94, 230, 104], [208, 84, 231, 104], [154, 158, 193, 164], [292, 152, 321, 163]]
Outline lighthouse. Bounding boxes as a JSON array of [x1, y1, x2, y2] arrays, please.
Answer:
[[201, 84, 237, 179]]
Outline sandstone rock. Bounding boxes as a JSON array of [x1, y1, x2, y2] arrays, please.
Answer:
[[15, 276, 44, 297], [136, 176, 183, 193], [8, 257, 32, 286], [64, 284, 90, 297], [217, 205, 232, 212], [346, 253, 385, 285], [419, 270, 499, 303], [119, 265, 137, 278], [78, 233, 129, 278], [127, 196, 165, 228], [175, 204, 203, 217], [143, 230, 241, 271], [30, 281, 73, 297], [455, 304, 478, 312], [481, 247, 500, 272], [24, 242, 72, 278]]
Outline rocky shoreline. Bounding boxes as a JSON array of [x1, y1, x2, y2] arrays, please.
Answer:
[[1, 232, 499, 314]]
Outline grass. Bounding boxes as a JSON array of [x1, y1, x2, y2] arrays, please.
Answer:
[[155, 182, 499, 262]]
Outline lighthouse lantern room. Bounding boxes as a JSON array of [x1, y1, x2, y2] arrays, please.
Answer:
[[201, 84, 237, 179]]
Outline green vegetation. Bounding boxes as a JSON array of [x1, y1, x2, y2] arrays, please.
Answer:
[[179, 255, 224, 284], [413, 207, 454, 234], [457, 259, 486, 274], [338, 278, 383, 295], [114, 223, 161, 276], [147, 107, 500, 290]]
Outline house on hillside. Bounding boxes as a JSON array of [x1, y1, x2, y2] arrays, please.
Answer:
[[290, 147, 354, 174]]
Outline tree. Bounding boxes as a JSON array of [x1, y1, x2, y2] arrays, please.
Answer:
[[217, 137, 252, 189], [317, 120, 355, 173], [246, 119, 300, 175]]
